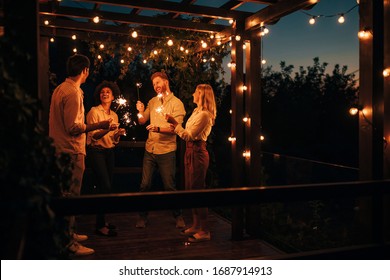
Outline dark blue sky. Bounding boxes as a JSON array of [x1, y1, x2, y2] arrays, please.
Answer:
[[216, 0, 360, 81]]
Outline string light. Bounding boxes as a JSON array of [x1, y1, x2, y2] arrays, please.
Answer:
[[50, 37, 55, 43], [131, 31, 138, 38], [71, 35, 77, 40], [167, 39, 173, 46], [44, 20, 49, 25], [301, 4, 358, 25], [358, 28, 372, 39], [99, 44, 104, 49], [228, 136, 236, 142], [383, 68, 390, 78], [338, 14, 345, 24], [93, 16, 100, 23], [127, 47, 132, 51], [242, 150, 251, 159]]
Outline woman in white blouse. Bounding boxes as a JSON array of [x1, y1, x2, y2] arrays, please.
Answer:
[[166, 84, 216, 242], [86, 81, 126, 237]]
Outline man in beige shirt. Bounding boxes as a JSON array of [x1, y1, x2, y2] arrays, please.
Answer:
[[49, 54, 114, 256], [136, 71, 186, 228]]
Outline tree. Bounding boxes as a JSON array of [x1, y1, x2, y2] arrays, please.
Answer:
[[261, 57, 359, 167]]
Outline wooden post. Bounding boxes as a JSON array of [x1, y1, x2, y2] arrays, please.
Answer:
[[231, 19, 245, 240]]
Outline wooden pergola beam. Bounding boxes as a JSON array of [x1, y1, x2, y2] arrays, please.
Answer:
[[245, 0, 319, 30], [75, 0, 251, 20], [40, 4, 227, 34]]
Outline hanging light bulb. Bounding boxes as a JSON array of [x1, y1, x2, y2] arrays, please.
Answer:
[[383, 68, 390, 77], [261, 59, 267, 64], [309, 16, 316, 25], [131, 31, 138, 38], [97, 54, 102, 59], [235, 35, 241, 41], [99, 44, 104, 49], [180, 46, 184, 51], [50, 37, 55, 43], [228, 136, 236, 142], [153, 50, 158, 55], [242, 150, 251, 159], [44, 20, 49, 25], [260, 135, 265, 141], [73, 48, 77, 53], [202, 42, 207, 48], [229, 19, 234, 24], [358, 29, 371, 39], [120, 59, 125, 64], [338, 14, 345, 24], [93, 16, 100, 23], [127, 46, 132, 51], [71, 34, 77, 40], [167, 39, 173, 46]]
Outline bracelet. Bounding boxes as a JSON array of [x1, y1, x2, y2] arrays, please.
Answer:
[[157, 127, 160, 132]]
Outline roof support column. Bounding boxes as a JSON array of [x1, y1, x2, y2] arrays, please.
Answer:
[[231, 19, 245, 240]]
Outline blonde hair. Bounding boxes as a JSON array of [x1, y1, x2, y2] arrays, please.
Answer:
[[196, 84, 217, 124]]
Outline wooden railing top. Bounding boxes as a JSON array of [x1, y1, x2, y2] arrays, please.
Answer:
[[51, 179, 390, 216]]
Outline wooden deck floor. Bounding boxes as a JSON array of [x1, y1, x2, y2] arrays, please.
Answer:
[[72, 210, 284, 260]]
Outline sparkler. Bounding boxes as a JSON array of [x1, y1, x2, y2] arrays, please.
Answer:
[[114, 96, 128, 112], [136, 82, 142, 100]]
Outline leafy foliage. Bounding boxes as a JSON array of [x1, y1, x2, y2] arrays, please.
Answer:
[[1, 36, 72, 259], [261, 57, 359, 166]]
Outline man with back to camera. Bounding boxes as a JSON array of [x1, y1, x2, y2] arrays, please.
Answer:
[[49, 54, 116, 255]]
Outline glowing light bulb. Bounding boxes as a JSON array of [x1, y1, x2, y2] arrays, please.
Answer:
[[202, 42, 207, 48], [44, 20, 49, 25], [120, 59, 124, 64], [383, 68, 390, 77], [127, 47, 132, 51], [73, 48, 77, 53], [243, 150, 251, 158], [211, 57, 215, 62], [72, 35, 77, 40], [243, 117, 249, 122], [228, 136, 236, 142], [167, 39, 173, 46], [153, 50, 158, 55], [143, 59, 147, 64], [242, 85, 247, 91], [229, 109, 232, 114], [97, 54, 102, 59], [349, 107, 359, 115], [93, 16, 100, 23], [99, 44, 104, 49], [50, 37, 55, 43], [261, 59, 267, 64], [180, 46, 184, 51], [260, 135, 265, 141], [235, 35, 241, 41], [309, 17, 316, 25], [229, 19, 234, 24], [358, 30, 371, 39], [242, 44, 247, 49], [338, 14, 345, 24], [131, 31, 138, 38]]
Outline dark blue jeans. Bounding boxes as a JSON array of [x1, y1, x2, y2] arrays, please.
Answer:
[[139, 150, 182, 218], [88, 147, 115, 229]]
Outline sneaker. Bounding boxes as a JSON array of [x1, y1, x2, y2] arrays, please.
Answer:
[[68, 242, 95, 256], [73, 233, 88, 242], [175, 216, 186, 228], [136, 217, 147, 228]]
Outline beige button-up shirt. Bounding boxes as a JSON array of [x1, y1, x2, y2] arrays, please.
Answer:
[[86, 105, 119, 149], [141, 93, 185, 154], [49, 78, 87, 155]]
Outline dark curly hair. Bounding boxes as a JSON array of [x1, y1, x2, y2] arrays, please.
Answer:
[[93, 81, 121, 105]]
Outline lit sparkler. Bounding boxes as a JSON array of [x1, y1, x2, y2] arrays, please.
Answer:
[[114, 96, 128, 112], [136, 82, 142, 100]]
